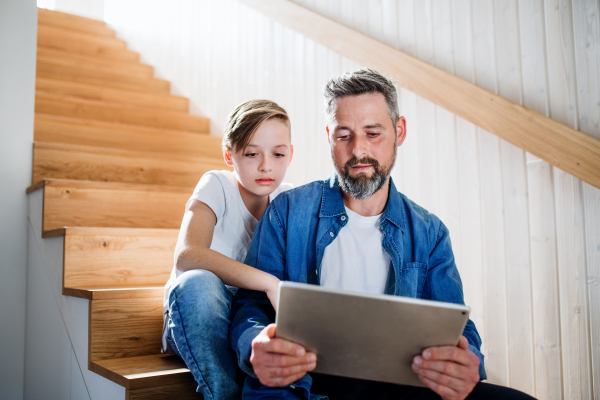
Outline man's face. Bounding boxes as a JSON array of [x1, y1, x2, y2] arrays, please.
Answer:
[[327, 92, 406, 200]]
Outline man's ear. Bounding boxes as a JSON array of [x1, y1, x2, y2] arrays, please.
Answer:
[[223, 150, 234, 167], [396, 116, 407, 147], [288, 145, 294, 166], [326, 126, 331, 144]]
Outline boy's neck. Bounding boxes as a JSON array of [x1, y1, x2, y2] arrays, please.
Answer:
[[237, 181, 270, 220]]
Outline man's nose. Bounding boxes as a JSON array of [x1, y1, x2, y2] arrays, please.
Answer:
[[352, 135, 369, 158]]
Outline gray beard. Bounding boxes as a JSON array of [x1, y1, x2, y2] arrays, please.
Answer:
[[336, 153, 395, 200]]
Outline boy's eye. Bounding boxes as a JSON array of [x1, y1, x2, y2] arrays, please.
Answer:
[[274, 153, 285, 157], [244, 153, 257, 157]]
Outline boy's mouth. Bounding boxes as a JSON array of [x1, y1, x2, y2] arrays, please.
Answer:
[[255, 178, 275, 186]]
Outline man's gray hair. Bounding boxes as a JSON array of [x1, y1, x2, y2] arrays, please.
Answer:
[[323, 68, 399, 126]]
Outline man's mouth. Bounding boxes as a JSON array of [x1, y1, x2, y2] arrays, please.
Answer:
[[351, 164, 374, 172]]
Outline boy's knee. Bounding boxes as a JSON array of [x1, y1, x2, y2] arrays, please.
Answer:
[[171, 269, 226, 300]]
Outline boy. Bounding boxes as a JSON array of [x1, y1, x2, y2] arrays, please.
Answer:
[[162, 100, 294, 400]]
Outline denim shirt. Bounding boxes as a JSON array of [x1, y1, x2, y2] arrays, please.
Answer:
[[229, 174, 486, 399]]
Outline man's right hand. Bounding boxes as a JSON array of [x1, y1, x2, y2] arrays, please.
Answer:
[[250, 324, 317, 387]]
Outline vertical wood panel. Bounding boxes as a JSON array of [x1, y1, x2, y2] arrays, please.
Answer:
[[572, 0, 600, 397], [471, 0, 510, 386], [493, 0, 536, 394], [520, 0, 563, 397]]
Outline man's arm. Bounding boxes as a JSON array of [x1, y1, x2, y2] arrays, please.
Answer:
[[229, 202, 316, 386], [415, 222, 485, 400]]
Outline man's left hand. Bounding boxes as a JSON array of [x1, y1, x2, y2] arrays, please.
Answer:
[[412, 336, 480, 400]]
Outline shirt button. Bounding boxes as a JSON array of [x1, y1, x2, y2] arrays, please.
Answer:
[[330, 232, 334, 237], [290, 384, 296, 389], [341, 215, 346, 221]]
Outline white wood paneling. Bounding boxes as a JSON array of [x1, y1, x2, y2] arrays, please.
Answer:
[[103, 0, 600, 396]]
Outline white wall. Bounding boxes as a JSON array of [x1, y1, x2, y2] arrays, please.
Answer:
[[54, 0, 105, 21], [0, 0, 37, 399], [104, 0, 599, 398]]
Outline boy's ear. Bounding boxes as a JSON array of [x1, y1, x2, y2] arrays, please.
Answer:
[[288, 145, 294, 166], [223, 151, 234, 167]]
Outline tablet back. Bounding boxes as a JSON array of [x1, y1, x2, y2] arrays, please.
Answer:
[[275, 282, 470, 387]]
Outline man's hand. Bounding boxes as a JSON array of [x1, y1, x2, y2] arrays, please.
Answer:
[[412, 336, 480, 400], [250, 324, 317, 387]]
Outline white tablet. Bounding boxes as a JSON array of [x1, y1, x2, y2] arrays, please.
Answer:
[[275, 282, 470, 387]]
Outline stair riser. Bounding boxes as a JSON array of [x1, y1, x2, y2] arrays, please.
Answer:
[[126, 380, 201, 400], [38, 9, 116, 37], [33, 144, 224, 187], [38, 27, 139, 62], [37, 61, 169, 93], [90, 298, 164, 361], [36, 78, 187, 112], [35, 96, 208, 131], [41, 181, 190, 233], [37, 48, 154, 78], [64, 229, 176, 289], [34, 115, 220, 158]]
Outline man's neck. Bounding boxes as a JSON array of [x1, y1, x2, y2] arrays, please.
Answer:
[[341, 179, 390, 217]]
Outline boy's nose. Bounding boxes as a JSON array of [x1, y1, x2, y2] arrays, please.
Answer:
[[259, 159, 272, 172]]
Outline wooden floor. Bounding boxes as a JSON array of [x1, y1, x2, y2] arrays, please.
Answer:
[[29, 8, 228, 399]]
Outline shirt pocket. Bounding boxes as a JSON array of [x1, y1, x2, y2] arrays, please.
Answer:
[[398, 262, 428, 298]]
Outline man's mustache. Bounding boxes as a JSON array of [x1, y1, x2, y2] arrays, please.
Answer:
[[344, 156, 380, 171]]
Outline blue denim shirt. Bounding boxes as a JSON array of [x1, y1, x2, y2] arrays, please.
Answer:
[[230, 175, 486, 399]]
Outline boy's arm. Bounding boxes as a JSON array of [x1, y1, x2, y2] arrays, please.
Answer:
[[229, 202, 288, 376], [175, 200, 280, 306]]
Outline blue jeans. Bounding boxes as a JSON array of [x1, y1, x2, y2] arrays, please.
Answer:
[[166, 270, 241, 400]]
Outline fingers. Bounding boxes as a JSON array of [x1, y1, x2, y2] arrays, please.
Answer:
[[418, 375, 462, 400], [419, 344, 472, 367], [457, 336, 469, 350], [265, 324, 277, 339]]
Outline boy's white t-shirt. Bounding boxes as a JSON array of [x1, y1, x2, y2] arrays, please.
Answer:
[[162, 170, 292, 350], [320, 206, 391, 294]]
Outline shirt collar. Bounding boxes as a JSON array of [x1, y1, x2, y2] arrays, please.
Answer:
[[320, 173, 406, 232]]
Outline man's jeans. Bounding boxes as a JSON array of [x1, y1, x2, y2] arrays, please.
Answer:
[[166, 270, 241, 400]]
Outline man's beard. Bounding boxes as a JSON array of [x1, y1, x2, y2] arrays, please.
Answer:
[[335, 151, 396, 200]]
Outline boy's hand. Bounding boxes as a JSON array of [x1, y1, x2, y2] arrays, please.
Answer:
[[411, 336, 480, 400], [250, 324, 317, 387]]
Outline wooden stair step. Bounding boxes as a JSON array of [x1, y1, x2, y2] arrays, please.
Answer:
[[90, 296, 164, 360], [38, 8, 116, 37], [127, 378, 201, 400], [33, 141, 225, 186], [36, 60, 169, 94], [60, 226, 176, 289], [38, 47, 154, 78], [36, 78, 187, 112], [35, 94, 208, 131], [38, 25, 139, 62], [34, 114, 221, 158], [28, 179, 192, 235], [64, 286, 165, 300], [90, 354, 193, 390]]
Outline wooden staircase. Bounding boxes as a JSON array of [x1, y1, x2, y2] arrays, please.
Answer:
[[29, 8, 229, 399]]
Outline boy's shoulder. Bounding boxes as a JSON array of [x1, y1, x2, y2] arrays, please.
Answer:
[[270, 179, 326, 208]]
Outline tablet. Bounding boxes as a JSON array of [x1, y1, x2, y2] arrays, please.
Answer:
[[275, 282, 470, 387]]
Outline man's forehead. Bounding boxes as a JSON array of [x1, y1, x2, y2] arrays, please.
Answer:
[[331, 93, 390, 126]]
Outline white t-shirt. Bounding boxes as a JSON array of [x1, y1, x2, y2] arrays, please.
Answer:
[[320, 206, 391, 294], [162, 170, 292, 350]]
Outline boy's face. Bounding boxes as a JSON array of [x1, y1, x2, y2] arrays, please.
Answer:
[[225, 118, 293, 198]]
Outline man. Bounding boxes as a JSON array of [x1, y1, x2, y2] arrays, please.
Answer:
[[229, 69, 535, 400]]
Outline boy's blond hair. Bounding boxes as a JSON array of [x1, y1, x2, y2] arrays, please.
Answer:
[[222, 99, 290, 154]]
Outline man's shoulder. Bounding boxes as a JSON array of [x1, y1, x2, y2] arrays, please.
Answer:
[[391, 188, 445, 237]]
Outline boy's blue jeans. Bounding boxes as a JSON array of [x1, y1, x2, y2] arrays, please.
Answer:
[[166, 269, 241, 400]]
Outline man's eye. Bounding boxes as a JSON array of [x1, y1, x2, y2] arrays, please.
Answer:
[[368, 132, 380, 137], [337, 135, 349, 141]]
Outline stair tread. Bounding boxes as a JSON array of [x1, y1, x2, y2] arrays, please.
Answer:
[[38, 24, 127, 48], [90, 354, 191, 390], [38, 7, 107, 28], [28, 177, 194, 195], [64, 285, 165, 300]]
